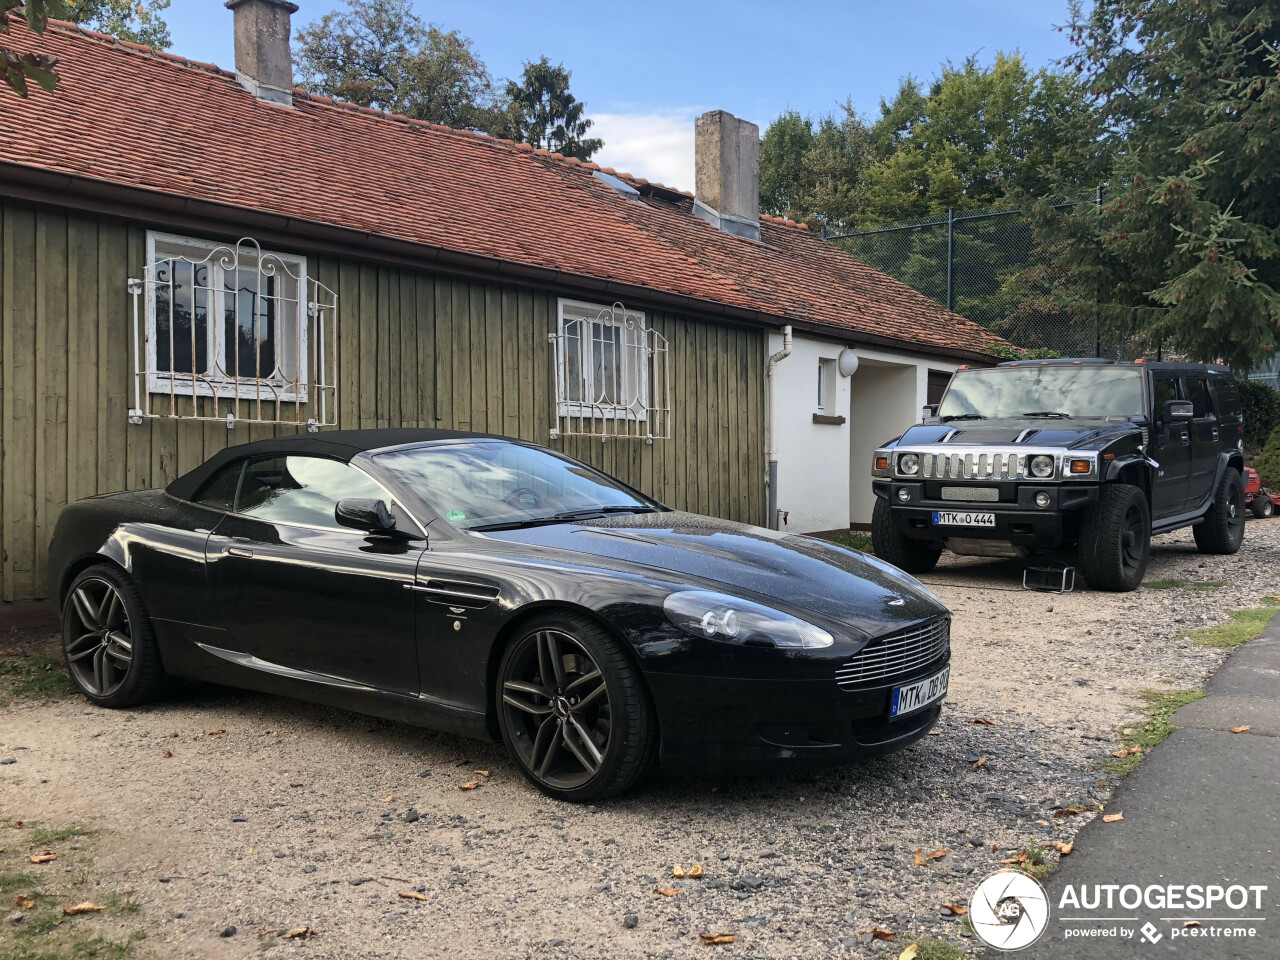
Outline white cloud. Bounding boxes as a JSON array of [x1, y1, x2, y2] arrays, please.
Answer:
[[589, 109, 700, 193]]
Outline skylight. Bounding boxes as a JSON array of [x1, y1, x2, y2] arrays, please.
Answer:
[[592, 170, 640, 200]]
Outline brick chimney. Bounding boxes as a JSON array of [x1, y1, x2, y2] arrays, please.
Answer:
[[693, 110, 760, 242], [225, 0, 299, 106]]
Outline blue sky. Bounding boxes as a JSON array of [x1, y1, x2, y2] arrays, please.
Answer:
[[169, 0, 1079, 190]]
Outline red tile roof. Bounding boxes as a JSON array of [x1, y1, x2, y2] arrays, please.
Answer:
[[0, 16, 1008, 358]]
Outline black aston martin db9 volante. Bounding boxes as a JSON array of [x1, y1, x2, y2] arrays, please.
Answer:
[[48, 430, 951, 801]]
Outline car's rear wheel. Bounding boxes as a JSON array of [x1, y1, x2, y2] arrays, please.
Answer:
[[1194, 467, 1246, 554], [1249, 495, 1273, 519], [1076, 484, 1150, 592], [496, 612, 656, 802], [871, 498, 942, 573], [61, 564, 168, 708]]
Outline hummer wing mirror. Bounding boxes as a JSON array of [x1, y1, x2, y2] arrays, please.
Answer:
[[1162, 399, 1194, 423]]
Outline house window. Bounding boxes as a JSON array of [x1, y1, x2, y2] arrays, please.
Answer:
[[146, 232, 307, 400], [817, 358, 837, 412], [556, 299, 649, 419]]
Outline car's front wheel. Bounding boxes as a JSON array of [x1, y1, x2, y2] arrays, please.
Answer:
[[871, 498, 942, 573], [61, 564, 169, 708], [1076, 484, 1150, 592], [496, 612, 657, 802], [1194, 467, 1246, 554]]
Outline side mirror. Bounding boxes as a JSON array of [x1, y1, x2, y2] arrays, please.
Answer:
[[335, 498, 397, 534], [922, 404, 939, 419], [1163, 399, 1194, 423]]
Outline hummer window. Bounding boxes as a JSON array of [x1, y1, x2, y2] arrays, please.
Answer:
[[1153, 375, 1181, 416], [937, 366, 1145, 421], [1188, 377, 1214, 419]]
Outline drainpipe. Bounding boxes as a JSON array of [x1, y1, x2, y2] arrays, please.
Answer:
[[765, 325, 793, 530]]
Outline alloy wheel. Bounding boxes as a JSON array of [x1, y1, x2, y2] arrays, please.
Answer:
[[1227, 486, 1245, 537], [64, 578, 133, 698], [1121, 502, 1147, 576], [499, 629, 612, 790]]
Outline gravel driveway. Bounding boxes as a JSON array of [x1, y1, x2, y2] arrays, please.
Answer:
[[4, 522, 1279, 959]]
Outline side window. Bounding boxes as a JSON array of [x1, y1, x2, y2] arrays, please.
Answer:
[[1152, 376, 1181, 417], [236, 456, 388, 529], [195, 461, 245, 511], [1188, 377, 1214, 419]]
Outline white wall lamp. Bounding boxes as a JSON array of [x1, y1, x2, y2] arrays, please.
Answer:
[[838, 348, 859, 377]]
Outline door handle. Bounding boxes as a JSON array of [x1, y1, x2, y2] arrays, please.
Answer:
[[1211, 428, 1219, 441], [226, 547, 254, 558], [1180, 431, 1190, 446]]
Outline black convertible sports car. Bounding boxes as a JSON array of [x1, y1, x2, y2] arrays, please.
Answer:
[[48, 429, 951, 801]]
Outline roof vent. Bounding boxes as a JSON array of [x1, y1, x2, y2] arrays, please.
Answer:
[[593, 170, 640, 200], [225, 0, 299, 107]]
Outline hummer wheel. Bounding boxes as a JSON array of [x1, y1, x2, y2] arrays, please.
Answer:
[[1076, 484, 1150, 592], [871, 498, 942, 574]]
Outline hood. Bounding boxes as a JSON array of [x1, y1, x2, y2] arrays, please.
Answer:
[[897, 418, 1139, 449], [480, 512, 946, 640]]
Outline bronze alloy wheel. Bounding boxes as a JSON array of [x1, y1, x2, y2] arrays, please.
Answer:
[[63, 577, 134, 698]]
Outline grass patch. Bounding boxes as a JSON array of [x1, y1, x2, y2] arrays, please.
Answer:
[[1104, 688, 1206, 776], [1145, 578, 1226, 592], [829, 530, 873, 553], [1184, 598, 1280, 648], [0, 871, 39, 894], [0, 646, 74, 704], [908, 938, 966, 960], [29, 825, 93, 848]]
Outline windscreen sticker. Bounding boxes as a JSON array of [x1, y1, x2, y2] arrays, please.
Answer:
[[445, 510, 467, 523]]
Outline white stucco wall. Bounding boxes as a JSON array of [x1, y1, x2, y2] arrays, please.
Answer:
[[767, 331, 963, 533]]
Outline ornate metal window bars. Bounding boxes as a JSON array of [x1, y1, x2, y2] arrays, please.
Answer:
[[128, 234, 338, 431], [550, 299, 670, 442]]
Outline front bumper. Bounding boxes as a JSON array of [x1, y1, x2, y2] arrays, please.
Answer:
[[873, 479, 1099, 549], [647, 654, 949, 777]]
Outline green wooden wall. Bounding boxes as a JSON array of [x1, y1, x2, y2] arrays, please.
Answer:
[[0, 200, 767, 602]]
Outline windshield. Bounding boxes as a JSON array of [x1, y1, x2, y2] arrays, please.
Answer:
[[938, 367, 1145, 420], [374, 441, 656, 530]]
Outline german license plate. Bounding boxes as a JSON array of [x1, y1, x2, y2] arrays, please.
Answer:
[[890, 666, 950, 718], [932, 510, 995, 526]]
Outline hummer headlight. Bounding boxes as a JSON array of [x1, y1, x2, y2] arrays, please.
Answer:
[[898, 453, 920, 476], [1030, 455, 1055, 478]]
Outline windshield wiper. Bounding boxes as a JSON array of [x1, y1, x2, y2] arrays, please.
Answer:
[[468, 505, 657, 532], [1020, 411, 1072, 419], [940, 413, 987, 422]]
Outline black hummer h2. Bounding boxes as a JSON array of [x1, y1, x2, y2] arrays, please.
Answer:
[[870, 360, 1246, 591]]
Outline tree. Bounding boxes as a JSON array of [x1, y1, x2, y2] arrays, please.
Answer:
[[759, 103, 871, 229], [2, 0, 60, 97], [65, 0, 171, 49], [497, 56, 601, 161], [293, 0, 499, 129], [1041, 0, 1280, 370]]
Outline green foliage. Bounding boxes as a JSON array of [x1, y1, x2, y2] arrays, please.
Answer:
[[293, 0, 500, 130], [759, 105, 871, 229], [988, 344, 1064, 360], [63, 0, 170, 49], [1042, 0, 1280, 370], [909, 938, 966, 960], [1104, 688, 1206, 776], [828, 530, 873, 553], [0, 644, 74, 703], [1, 0, 61, 97], [1252, 425, 1280, 494], [495, 56, 601, 160], [1143, 579, 1225, 592], [1184, 598, 1280, 649], [1239, 379, 1280, 455]]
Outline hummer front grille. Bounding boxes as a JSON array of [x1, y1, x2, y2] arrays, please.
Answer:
[[921, 450, 1036, 480]]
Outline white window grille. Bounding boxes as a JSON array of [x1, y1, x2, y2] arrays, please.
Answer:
[[128, 234, 338, 430], [551, 299, 670, 442]]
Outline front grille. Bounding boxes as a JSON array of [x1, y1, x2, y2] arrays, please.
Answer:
[[921, 450, 1050, 481], [941, 485, 998, 502], [835, 618, 950, 688]]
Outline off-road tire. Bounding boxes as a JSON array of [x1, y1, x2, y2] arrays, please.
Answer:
[[1252, 496, 1275, 519], [61, 563, 169, 708], [496, 611, 657, 802], [871, 497, 942, 574], [1194, 467, 1246, 554], [1076, 484, 1150, 592]]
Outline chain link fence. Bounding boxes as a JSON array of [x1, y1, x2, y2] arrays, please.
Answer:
[[826, 196, 1140, 359]]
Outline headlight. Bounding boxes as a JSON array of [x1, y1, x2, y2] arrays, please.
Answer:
[[898, 453, 920, 476], [1029, 455, 1055, 478], [662, 591, 834, 649]]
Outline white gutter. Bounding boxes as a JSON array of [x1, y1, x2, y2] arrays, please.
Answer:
[[765, 325, 793, 530]]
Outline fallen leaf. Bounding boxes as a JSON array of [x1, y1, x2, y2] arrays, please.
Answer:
[[862, 928, 897, 941], [1184, 920, 1202, 928], [1001, 852, 1029, 865], [1231, 725, 1251, 734], [913, 849, 926, 867], [972, 756, 988, 769], [672, 866, 686, 878], [256, 930, 280, 938], [459, 781, 480, 791], [689, 863, 704, 878], [379, 796, 394, 803], [62, 902, 106, 915], [899, 945, 920, 960], [12, 821, 22, 829], [399, 891, 429, 901], [698, 933, 738, 945], [941, 903, 967, 916], [1049, 841, 1073, 856], [926, 730, 942, 736], [29, 852, 57, 864], [13, 896, 35, 909], [162, 750, 173, 758], [924, 849, 949, 862], [971, 717, 998, 726], [475, 770, 490, 777], [208, 729, 226, 736], [282, 927, 312, 939], [1103, 813, 1124, 823], [1053, 806, 1087, 818], [654, 887, 680, 897]]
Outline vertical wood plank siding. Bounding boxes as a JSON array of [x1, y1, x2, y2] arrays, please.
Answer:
[[0, 202, 767, 601]]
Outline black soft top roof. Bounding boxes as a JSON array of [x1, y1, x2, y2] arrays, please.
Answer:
[[165, 428, 497, 501]]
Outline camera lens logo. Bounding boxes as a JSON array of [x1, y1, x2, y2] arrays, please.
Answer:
[[969, 870, 1050, 951]]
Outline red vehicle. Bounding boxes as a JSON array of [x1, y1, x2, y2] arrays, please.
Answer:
[[1246, 466, 1275, 518]]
